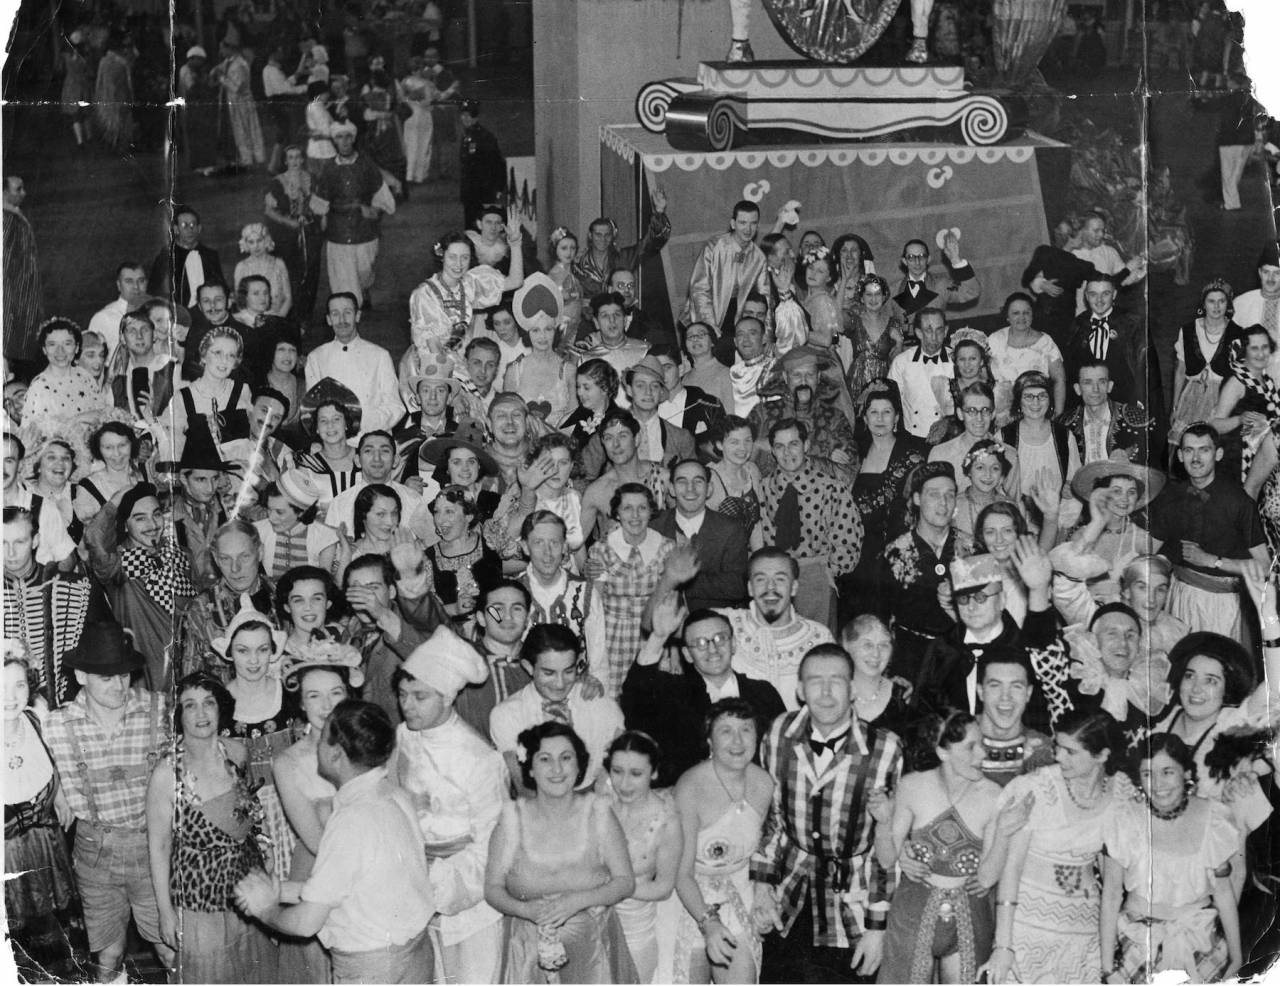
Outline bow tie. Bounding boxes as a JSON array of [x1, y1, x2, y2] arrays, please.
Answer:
[[922, 352, 942, 364], [1089, 316, 1110, 358], [542, 699, 573, 725], [908, 280, 924, 294], [809, 730, 849, 757], [1090, 316, 1109, 332]]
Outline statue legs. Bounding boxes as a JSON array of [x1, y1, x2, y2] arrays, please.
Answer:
[[726, 0, 755, 62], [907, 0, 935, 62]]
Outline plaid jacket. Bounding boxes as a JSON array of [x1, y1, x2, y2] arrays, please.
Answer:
[[751, 709, 902, 950]]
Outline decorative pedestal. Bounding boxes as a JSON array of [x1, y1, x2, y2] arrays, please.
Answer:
[[601, 125, 1069, 330], [637, 63, 1010, 151]]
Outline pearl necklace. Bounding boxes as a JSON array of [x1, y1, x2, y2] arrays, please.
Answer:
[[853, 679, 886, 707]]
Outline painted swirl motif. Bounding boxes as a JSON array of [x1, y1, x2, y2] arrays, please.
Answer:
[[959, 97, 1009, 146], [761, 0, 904, 64], [637, 81, 680, 132]]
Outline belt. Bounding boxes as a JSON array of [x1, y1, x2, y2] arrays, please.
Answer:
[[1173, 564, 1240, 594]]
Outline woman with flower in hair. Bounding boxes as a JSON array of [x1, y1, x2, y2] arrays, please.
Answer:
[[548, 226, 585, 332], [1099, 734, 1242, 983], [876, 711, 1030, 984], [4, 641, 90, 981], [952, 439, 1021, 554], [562, 357, 622, 468], [672, 698, 772, 984], [485, 720, 638, 983], [843, 274, 906, 404], [1170, 278, 1241, 450], [146, 671, 275, 984], [271, 633, 363, 982], [407, 215, 525, 366], [212, 608, 306, 883], [799, 246, 853, 374], [233, 222, 293, 317]]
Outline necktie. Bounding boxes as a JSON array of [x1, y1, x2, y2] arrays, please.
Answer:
[[1264, 296, 1279, 336], [1089, 316, 1109, 358], [775, 484, 803, 552], [628, 544, 644, 567], [542, 699, 572, 725]]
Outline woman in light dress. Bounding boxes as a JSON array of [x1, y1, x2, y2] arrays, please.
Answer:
[[399, 59, 437, 184], [986, 293, 1066, 426]]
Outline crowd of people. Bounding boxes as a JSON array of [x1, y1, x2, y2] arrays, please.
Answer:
[[5, 13, 1280, 978]]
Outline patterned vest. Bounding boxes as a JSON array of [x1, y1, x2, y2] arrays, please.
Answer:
[[520, 573, 593, 643], [3, 573, 93, 707]]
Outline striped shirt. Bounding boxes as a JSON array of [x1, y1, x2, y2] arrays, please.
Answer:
[[44, 687, 171, 829], [751, 709, 902, 950]]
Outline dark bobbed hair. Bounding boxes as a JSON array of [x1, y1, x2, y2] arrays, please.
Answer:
[[174, 671, 236, 735], [324, 699, 396, 769], [974, 502, 1028, 551], [704, 696, 760, 741], [521, 622, 582, 667], [38, 317, 84, 355], [89, 420, 140, 462], [905, 709, 977, 773], [518, 720, 589, 789], [1166, 632, 1256, 708], [832, 233, 874, 277], [308, 398, 357, 439], [609, 481, 657, 520], [1055, 708, 1123, 775], [1011, 369, 1055, 419], [605, 729, 662, 774], [1127, 732, 1197, 790], [275, 564, 348, 624], [1001, 291, 1036, 323], [353, 483, 401, 540]]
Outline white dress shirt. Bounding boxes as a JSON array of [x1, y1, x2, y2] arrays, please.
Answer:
[[888, 345, 954, 438], [304, 335, 406, 434]]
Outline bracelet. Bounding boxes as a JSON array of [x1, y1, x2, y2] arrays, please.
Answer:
[[1264, 637, 1280, 648], [992, 946, 1015, 955], [696, 903, 721, 934], [995, 900, 1018, 908]]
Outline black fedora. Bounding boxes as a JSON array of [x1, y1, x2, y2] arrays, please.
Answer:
[[64, 620, 147, 676]]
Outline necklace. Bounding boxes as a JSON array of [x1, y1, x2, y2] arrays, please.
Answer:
[[5, 716, 26, 770], [853, 678, 886, 707], [1150, 792, 1190, 821], [711, 760, 747, 812], [1064, 774, 1108, 811]]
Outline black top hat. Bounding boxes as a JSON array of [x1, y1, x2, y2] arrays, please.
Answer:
[[64, 620, 147, 676]]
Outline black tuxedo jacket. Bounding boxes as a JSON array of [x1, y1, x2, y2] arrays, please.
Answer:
[[650, 508, 748, 611], [621, 661, 786, 785], [151, 243, 226, 309]]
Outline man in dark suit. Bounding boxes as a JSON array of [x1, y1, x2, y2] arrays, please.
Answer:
[[1021, 240, 1145, 347], [622, 602, 785, 785], [149, 205, 226, 310], [891, 233, 980, 318], [649, 458, 748, 611], [1062, 274, 1160, 421]]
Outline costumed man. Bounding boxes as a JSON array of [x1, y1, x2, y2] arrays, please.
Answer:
[[759, 418, 863, 630], [624, 597, 785, 785], [312, 122, 397, 309], [1059, 359, 1153, 465], [458, 100, 506, 228], [3, 505, 109, 708], [175, 518, 276, 682], [606, 265, 679, 351], [83, 483, 197, 693], [572, 200, 672, 301], [648, 458, 749, 612], [149, 206, 225, 310], [976, 649, 1056, 787], [489, 623, 624, 789], [2, 434, 77, 564], [2, 175, 43, 369], [914, 545, 1073, 738], [682, 199, 765, 337], [323, 429, 433, 537], [652, 344, 724, 437], [891, 233, 980, 319], [577, 291, 650, 379], [715, 546, 833, 710], [44, 620, 173, 982], [518, 511, 608, 679], [580, 355, 695, 478], [729, 314, 775, 418], [877, 461, 959, 683], [1062, 274, 1157, 415], [1149, 423, 1269, 639], [394, 356, 463, 481], [389, 625, 509, 984], [752, 643, 902, 982], [455, 579, 534, 741], [112, 309, 178, 421], [750, 345, 859, 471], [305, 291, 405, 433], [887, 308, 955, 439], [1232, 241, 1280, 349], [158, 425, 236, 590]]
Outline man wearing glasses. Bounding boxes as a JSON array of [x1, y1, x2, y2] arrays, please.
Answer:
[[928, 382, 1021, 496], [891, 232, 981, 318], [913, 539, 1072, 736], [622, 597, 785, 785]]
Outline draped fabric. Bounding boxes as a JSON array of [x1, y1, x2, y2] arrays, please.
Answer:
[[992, 0, 1069, 84]]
